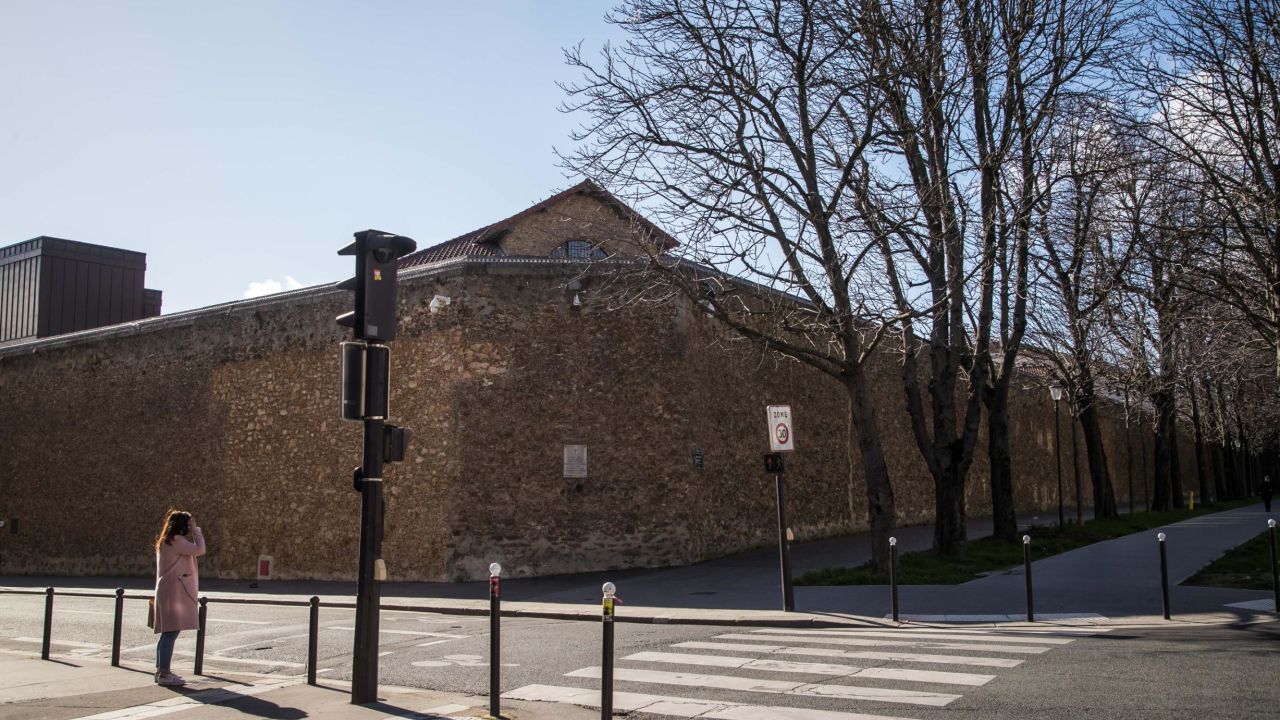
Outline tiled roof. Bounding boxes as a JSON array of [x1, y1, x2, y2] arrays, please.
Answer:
[[398, 179, 677, 270]]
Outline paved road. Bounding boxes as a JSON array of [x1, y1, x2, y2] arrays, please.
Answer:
[[3, 592, 1278, 719]]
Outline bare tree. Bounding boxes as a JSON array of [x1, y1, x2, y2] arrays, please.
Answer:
[[1144, 0, 1280, 382], [559, 0, 904, 570], [1028, 105, 1132, 520]]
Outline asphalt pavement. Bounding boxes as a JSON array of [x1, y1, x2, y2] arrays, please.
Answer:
[[1, 503, 1277, 720]]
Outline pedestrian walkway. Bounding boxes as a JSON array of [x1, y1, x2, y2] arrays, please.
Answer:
[[2, 504, 1274, 625], [505, 624, 1110, 719]]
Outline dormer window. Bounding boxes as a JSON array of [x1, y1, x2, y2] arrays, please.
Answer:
[[550, 240, 606, 260]]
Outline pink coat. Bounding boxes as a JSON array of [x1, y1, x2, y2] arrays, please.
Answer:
[[153, 527, 205, 633]]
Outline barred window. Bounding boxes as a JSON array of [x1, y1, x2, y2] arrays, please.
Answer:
[[550, 240, 606, 260]]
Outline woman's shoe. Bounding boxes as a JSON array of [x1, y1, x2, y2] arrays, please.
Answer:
[[155, 671, 186, 686]]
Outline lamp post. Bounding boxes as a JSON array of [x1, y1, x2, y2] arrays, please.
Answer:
[[1051, 384, 1065, 527]]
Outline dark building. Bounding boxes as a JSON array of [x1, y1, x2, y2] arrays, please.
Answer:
[[0, 237, 162, 346]]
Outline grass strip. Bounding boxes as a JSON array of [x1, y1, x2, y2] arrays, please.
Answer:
[[795, 499, 1258, 586], [1183, 529, 1279, 591]]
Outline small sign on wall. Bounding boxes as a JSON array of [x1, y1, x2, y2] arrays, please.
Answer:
[[257, 555, 273, 581], [564, 444, 588, 478]]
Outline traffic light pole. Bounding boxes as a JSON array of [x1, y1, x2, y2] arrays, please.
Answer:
[[352, 344, 389, 704]]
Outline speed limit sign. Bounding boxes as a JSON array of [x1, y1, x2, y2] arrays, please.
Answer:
[[766, 405, 794, 452]]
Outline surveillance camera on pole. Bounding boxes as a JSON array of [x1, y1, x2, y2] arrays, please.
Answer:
[[335, 228, 416, 705]]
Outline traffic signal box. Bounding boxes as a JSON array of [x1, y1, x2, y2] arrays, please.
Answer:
[[336, 229, 417, 342]]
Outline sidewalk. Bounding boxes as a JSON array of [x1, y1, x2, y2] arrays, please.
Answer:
[[3, 504, 1276, 626], [0, 653, 599, 720], [1, 505, 1276, 720]]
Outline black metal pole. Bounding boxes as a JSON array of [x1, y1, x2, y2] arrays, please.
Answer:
[[1159, 533, 1171, 620], [41, 587, 53, 660], [111, 588, 124, 667], [889, 538, 899, 623], [1268, 520, 1278, 614], [490, 566, 501, 719], [1055, 400, 1064, 527], [353, 344, 389, 704], [308, 596, 320, 686], [1023, 536, 1034, 623], [194, 597, 207, 675], [776, 474, 794, 612], [601, 583, 615, 720]]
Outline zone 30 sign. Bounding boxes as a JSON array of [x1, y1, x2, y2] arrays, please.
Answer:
[[766, 405, 794, 452]]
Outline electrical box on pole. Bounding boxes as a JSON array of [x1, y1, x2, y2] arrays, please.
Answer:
[[334, 228, 416, 706]]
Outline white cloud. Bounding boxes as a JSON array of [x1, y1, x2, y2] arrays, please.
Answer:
[[243, 275, 304, 299]]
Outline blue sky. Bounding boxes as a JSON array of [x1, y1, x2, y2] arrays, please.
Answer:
[[0, 1, 624, 312]]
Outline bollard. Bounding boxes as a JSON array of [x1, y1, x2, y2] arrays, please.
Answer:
[[1023, 535, 1034, 623], [1158, 533, 1171, 620], [111, 588, 124, 667], [307, 596, 320, 686], [194, 597, 208, 675], [489, 563, 502, 719], [889, 537, 899, 624], [1269, 520, 1278, 614], [41, 587, 54, 660], [601, 582, 616, 720]]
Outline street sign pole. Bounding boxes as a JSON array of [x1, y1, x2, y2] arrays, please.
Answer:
[[766, 405, 795, 612], [775, 472, 794, 612]]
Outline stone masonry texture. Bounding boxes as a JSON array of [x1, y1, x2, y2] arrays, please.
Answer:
[[0, 194, 1200, 581]]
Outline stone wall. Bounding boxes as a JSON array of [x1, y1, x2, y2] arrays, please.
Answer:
[[0, 259, 1200, 581]]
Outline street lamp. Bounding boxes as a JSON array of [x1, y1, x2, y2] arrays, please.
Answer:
[[1051, 384, 1065, 527]]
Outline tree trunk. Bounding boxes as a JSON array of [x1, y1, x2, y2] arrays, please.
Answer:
[[1079, 401, 1118, 519], [1212, 441, 1229, 501], [1076, 372, 1117, 519], [985, 386, 1018, 542], [847, 373, 896, 574], [1125, 413, 1135, 514], [934, 454, 968, 556], [1152, 388, 1176, 511], [1139, 414, 1151, 509], [1188, 376, 1212, 503]]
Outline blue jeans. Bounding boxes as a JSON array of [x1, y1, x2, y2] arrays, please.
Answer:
[[155, 631, 179, 672]]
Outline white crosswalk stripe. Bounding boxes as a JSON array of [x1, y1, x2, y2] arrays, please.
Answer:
[[504, 684, 921, 720], [747, 628, 1077, 644], [625, 651, 995, 685], [568, 666, 962, 706], [672, 640, 1024, 668], [715, 631, 1054, 654], [506, 624, 1101, 720]]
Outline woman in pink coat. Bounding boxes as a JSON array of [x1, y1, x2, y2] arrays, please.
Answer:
[[152, 509, 205, 687]]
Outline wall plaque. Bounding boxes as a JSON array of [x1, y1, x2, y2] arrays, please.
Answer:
[[563, 444, 588, 478]]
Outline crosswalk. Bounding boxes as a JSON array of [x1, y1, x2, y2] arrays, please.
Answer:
[[505, 624, 1106, 719]]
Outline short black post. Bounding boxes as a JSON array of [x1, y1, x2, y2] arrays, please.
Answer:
[[1158, 533, 1171, 620], [1023, 535, 1035, 623], [307, 596, 320, 686], [601, 582, 616, 720], [41, 587, 53, 660], [1268, 519, 1278, 614], [489, 563, 502, 719], [194, 597, 208, 675], [111, 588, 124, 667], [889, 537, 899, 623]]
